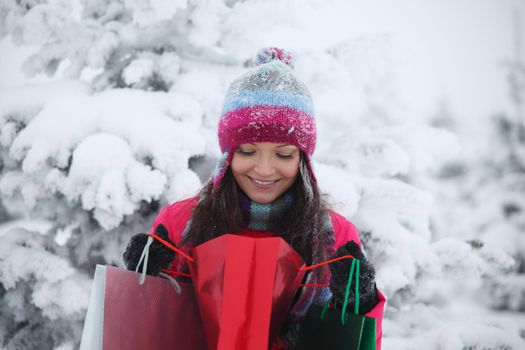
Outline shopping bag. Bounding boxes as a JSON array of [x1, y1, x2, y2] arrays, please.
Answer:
[[80, 265, 105, 350], [297, 304, 376, 349], [190, 234, 306, 350], [79, 265, 207, 350], [296, 259, 377, 350]]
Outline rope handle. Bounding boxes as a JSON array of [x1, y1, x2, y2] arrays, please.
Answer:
[[149, 233, 354, 271], [319, 258, 361, 324], [146, 235, 358, 293], [135, 232, 194, 285], [148, 233, 194, 262], [299, 283, 329, 287], [297, 254, 355, 287], [161, 269, 191, 278], [342, 258, 360, 319], [300, 254, 354, 271]]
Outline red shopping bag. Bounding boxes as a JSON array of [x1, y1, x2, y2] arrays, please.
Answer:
[[102, 265, 207, 350], [189, 234, 306, 350]]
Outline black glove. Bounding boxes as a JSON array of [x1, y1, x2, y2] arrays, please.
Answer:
[[122, 224, 176, 276], [328, 240, 378, 314]]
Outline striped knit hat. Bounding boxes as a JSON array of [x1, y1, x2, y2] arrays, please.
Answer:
[[213, 47, 317, 189]]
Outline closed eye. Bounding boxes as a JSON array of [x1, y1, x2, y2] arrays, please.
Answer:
[[276, 153, 294, 159], [237, 149, 255, 156]]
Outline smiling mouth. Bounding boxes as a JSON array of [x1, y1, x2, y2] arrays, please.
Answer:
[[247, 176, 280, 186]]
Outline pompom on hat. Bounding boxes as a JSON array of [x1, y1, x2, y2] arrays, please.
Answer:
[[213, 47, 317, 190]]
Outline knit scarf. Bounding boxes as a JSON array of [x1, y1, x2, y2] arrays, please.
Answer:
[[238, 189, 294, 231]]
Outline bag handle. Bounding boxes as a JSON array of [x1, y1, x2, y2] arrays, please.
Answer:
[[146, 235, 354, 281], [319, 258, 361, 325], [148, 233, 194, 262], [298, 253, 361, 322], [135, 232, 194, 285], [300, 255, 354, 272], [298, 254, 354, 287], [343, 258, 360, 318]]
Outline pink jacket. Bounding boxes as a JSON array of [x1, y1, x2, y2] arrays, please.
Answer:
[[151, 197, 386, 350]]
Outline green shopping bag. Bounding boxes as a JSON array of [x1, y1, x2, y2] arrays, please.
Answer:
[[296, 259, 376, 350]]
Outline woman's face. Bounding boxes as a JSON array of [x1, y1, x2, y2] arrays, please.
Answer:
[[231, 142, 301, 204]]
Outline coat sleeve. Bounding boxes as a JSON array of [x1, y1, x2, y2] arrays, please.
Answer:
[[150, 197, 199, 244], [329, 211, 387, 350]]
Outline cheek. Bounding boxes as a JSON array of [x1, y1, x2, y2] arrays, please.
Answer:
[[230, 154, 251, 175], [280, 160, 300, 179]]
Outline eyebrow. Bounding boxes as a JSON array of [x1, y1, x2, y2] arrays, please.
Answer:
[[246, 143, 296, 148]]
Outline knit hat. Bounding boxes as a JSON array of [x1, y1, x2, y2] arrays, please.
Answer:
[[213, 47, 317, 189]]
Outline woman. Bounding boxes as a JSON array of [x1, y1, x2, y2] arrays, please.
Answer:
[[123, 47, 386, 349]]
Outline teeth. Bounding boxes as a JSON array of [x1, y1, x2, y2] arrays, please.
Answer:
[[252, 178, 276, 185]]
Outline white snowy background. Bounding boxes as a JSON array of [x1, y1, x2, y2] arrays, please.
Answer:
[[1, 0, 524, 349]]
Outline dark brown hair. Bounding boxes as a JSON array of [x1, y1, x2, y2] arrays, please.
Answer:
[[181, 153, 332, 266]]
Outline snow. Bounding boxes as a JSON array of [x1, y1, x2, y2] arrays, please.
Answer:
[[0, 228, 91, 319], [385, 287, 525, 350], [11, 1, 72, 45], [0, 219, 52, 237], [0, 0, 524, 349], [1, 83, 206, 227], [66, 132, 166, 229], [315, 161, 360, 217], [129, 0, 189, 26]]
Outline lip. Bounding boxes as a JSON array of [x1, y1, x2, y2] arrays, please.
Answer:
[[247, 176, 280, 189]]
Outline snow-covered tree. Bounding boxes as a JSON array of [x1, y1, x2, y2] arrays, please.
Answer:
[[0, 1, 523, 349], [478, 11, 525, 313], [421, 3, 525, 321]]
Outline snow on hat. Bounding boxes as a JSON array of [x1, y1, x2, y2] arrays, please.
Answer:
[[213, 47, 317, 190]]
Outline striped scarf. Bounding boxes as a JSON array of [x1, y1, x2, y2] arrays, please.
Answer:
[[238, 189, 294, 231]]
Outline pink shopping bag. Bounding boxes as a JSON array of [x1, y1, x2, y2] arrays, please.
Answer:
[[80, 265, 207, 350], [189, 234, 306, 350]]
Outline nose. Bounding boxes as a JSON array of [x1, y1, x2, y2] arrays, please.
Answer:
[[253, 156, 275, 178]]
